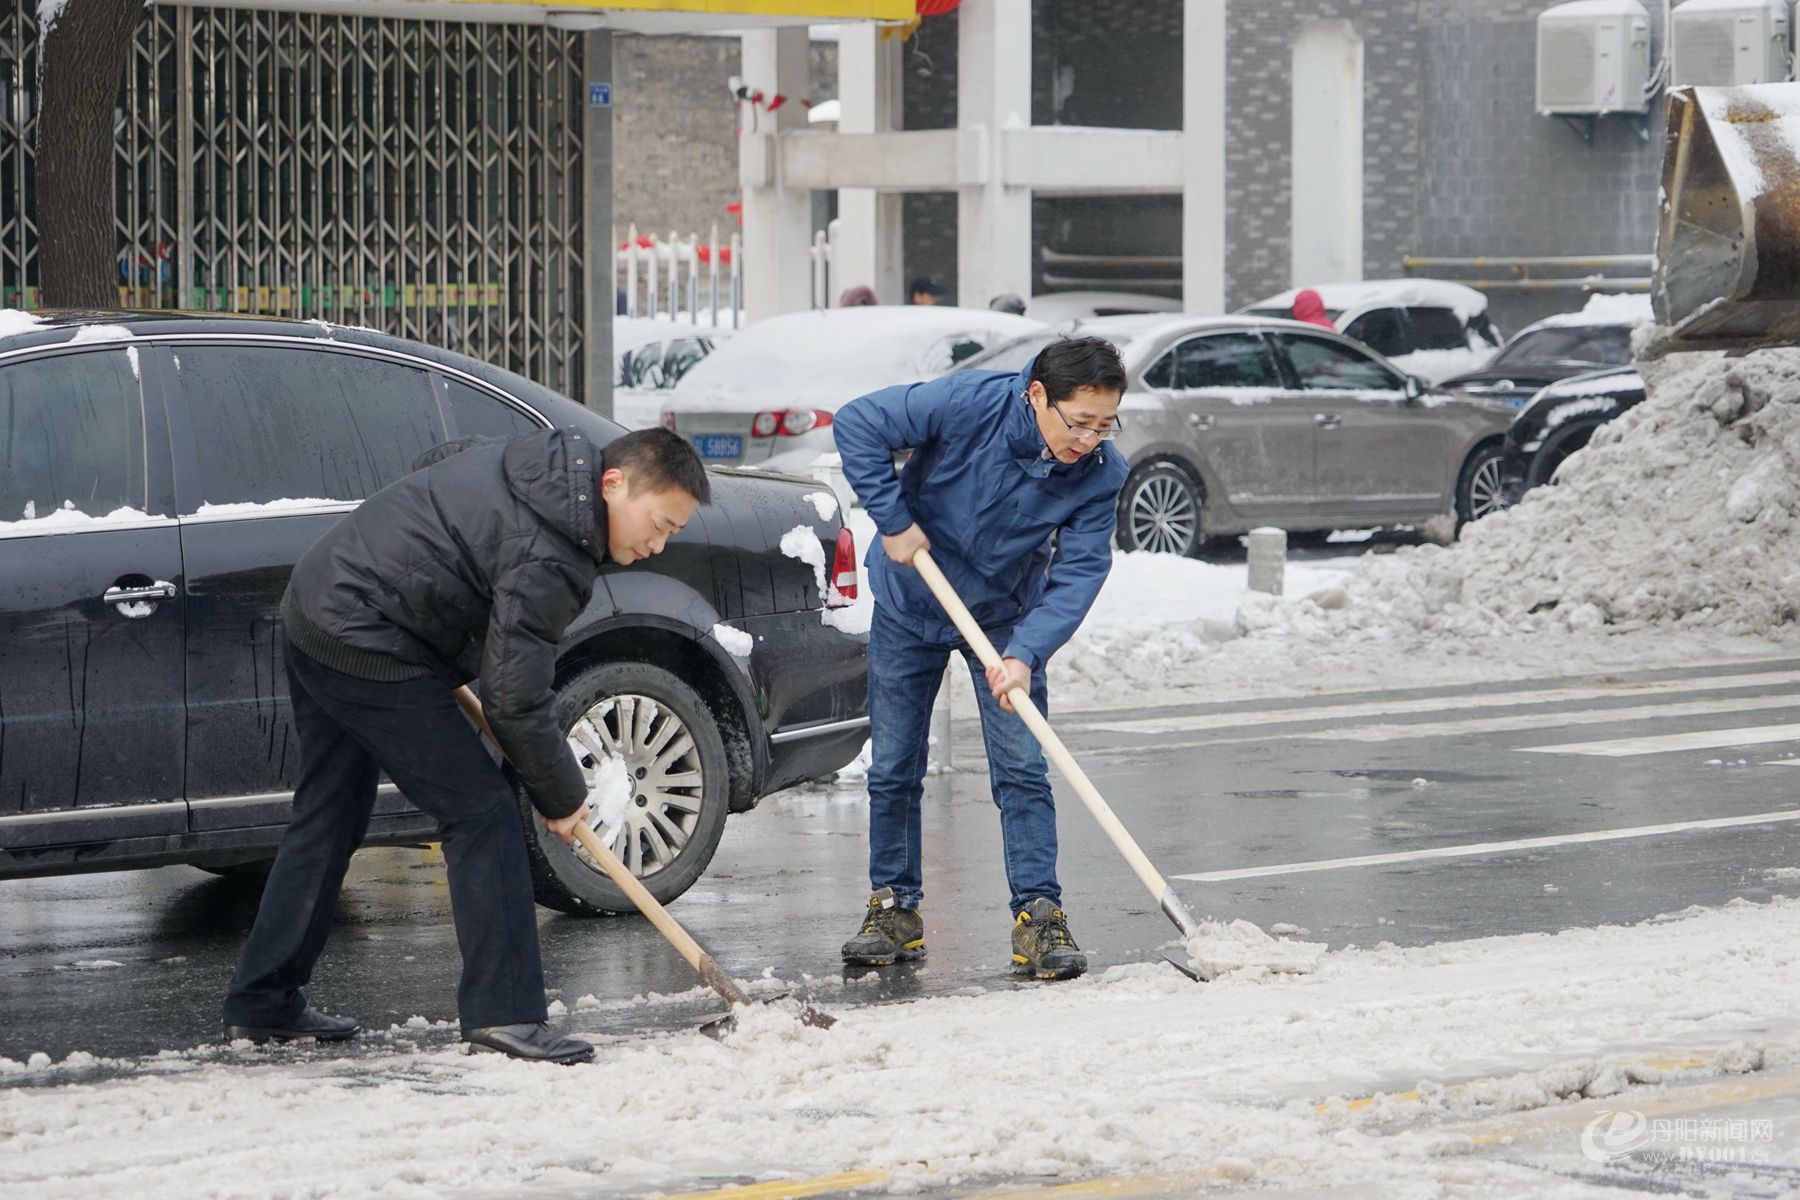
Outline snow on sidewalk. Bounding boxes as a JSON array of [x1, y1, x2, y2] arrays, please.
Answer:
[[5, 898, 1799, 1198]]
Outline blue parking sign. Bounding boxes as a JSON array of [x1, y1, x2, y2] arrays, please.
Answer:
[[588, 83, 612, 108]]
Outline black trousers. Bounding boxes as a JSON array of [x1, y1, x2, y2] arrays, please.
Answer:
[[223, 639, 548, 1031]]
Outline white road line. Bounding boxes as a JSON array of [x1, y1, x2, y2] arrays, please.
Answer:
[[1769, 760, 1800, 768], [1081, 696, 1800, 758], [1521, 723, 1800, 758], [1171, 809, 1800, 883], [1301, 696, 1800, 743], [1084, 670, 1800, 736]]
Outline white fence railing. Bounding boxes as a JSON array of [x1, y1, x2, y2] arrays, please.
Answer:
[[614, 222, 743, 326]]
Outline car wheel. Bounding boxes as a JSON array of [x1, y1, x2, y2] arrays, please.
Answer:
[[519, 661, 730, 916], [1528, 424, 1598, 490], [1455, 442, 1506, 528], [1118, 461, 1207, 557]]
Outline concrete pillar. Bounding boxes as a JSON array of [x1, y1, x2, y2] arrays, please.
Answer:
[[1183, 0, 1228, 314], [835, 25, 904, 306], [956, 0, 1033, 310], [583, 30, 614, 417], [1290, 19, 1363, 286], [740, 27, 813, 322]]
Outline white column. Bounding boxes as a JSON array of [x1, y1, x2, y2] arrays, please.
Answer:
[[956, 0, 1033, 310], [740, 28, 813, 322], [1290, 19, 1363, 286], [1183, 0, 1228, 314], [835, 25, 904, 305]]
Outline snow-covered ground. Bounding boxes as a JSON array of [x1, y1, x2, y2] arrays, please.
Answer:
[[5, 897, 1798, 1197]]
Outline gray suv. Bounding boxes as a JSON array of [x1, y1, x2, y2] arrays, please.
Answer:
[[952, 315, 1515, 557]]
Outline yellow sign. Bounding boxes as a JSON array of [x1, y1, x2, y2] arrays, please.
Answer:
[[442, 0, 914, 18]]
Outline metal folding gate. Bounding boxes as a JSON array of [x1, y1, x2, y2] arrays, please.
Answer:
[[2, 3, 589, 398]]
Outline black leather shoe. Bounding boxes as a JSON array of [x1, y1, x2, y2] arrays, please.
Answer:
[[461, 1022, 594, 1064], [224, 1006, 361, 1044]]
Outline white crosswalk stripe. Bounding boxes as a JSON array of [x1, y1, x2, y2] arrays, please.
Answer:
[[1084, 670, 1800, 736], [1520, 723, 1800, 758]]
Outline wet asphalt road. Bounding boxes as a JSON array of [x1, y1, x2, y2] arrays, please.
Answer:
[[2, 655, 1799, 1067]]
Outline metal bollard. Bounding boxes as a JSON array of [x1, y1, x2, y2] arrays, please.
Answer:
[[929, 665, 954, 772], [1246, 527, 1286, 596]]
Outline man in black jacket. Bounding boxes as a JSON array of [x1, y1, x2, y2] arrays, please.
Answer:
[[222, 426, 709, 1064]]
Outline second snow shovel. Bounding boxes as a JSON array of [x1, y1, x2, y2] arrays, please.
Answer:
[[452, 685, 835, 1037], [911, 549, 1205, 980]]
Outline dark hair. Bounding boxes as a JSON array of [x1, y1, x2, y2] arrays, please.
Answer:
[[908, 275, 944, 297], [603, 427, 712, 505], [1028, 335, 1127, 402]]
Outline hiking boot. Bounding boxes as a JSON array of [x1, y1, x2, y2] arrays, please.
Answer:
[[1011, 898, 1088, 981], [841, 887, 925, 966]]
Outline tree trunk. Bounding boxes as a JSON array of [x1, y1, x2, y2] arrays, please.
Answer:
[[36, 0, 146, 309]]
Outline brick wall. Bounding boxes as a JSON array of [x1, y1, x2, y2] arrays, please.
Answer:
[[611, 34, 837, 243]]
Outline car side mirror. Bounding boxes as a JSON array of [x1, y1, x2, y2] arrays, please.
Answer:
[[1403, 374, 1425, 401]]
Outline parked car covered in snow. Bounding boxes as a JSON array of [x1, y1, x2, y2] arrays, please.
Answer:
[[1239, 279, 1502, 385], [0, 311, 868, 914], [611, 316, 734, 430], [660, 305, 1043, 474], [1499, 365, 1645, 506], [949, 313, 1516, 557], [1438, 293, 1651, 410], [1025, 290, 1182, 323]]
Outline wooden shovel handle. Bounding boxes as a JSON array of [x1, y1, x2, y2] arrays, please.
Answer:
[[452, 685, 752, 1009]]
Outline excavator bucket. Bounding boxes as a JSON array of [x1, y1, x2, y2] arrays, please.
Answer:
[[1652, 83, 1800, 355]]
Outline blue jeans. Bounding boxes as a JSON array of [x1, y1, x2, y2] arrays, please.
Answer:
[[865, 603, 1060, 915]]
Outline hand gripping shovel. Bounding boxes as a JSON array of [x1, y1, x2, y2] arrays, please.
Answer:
[[453, 685, 835, 1037], [911, 549, 1204, 980]]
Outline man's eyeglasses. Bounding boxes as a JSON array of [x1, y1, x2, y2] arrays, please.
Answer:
[[1049, 399, 1122, 442]]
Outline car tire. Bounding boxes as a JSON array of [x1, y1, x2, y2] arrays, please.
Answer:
[[1117, 460, 1208, 558], [519, 661, 731, 916], [1527, 423, 1599, 490], [1454, 441, 1506, 529]]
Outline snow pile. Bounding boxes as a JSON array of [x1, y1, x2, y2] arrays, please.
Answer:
[[711, 622, 754, 659], [5, 898, 1800, 1196], [801, 490, 839, 521], [584, 753, 632, 835], [1237, 348, 1800, 646], [0, 505, 173, 536], [778, 524, 827, 597], [1184, 919, 1327, 981]]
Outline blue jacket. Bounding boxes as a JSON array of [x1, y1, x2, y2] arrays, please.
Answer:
[[833, 363, 1129, 669]]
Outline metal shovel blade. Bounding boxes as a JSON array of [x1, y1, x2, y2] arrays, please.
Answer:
[[1652, 83, 1800, 355]]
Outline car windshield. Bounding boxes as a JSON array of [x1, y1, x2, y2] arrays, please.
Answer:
[[1491, 325, 1634, 368]]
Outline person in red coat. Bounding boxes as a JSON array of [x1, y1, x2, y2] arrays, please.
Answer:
[[1290, 288, 1336, 330]]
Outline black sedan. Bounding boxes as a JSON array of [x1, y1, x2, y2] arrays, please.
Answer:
[[1439, 313, 1638, 410], [1499, 366, 1645, 506], [0, 312, 869, 913]]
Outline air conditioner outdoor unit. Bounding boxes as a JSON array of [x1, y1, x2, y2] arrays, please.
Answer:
[[1672, 0, 1792, 86], [1537, 0, 1653, 114]]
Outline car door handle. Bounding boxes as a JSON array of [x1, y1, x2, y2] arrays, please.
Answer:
[[1187, 413, 1215, 430], [1314, 414, 1342, 429], [103, 581, 178, 614]]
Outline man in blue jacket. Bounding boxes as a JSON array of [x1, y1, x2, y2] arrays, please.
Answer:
[[832, 336, 1128, 980]]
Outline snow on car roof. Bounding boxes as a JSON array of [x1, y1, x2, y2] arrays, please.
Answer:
[[1243, 279, 1490, 322], [666, 305, 1043, 413], [1540, 0, 1649, 19], [1524, 292, 1654, 331]]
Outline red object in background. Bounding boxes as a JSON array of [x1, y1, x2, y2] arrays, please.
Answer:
[[749, 409, 833, 439], [764, 93, 788, 112], [916, 0, 961, 14]]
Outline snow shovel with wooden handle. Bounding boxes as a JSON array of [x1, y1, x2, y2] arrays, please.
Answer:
[[452, 685, 835, 1037], [910, 549, 1204, 979]]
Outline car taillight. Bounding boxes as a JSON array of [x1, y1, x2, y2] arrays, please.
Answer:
[[781, 408, 832, 436], [828, 525, 858, 606], [660, 411, 677, 433], [751, 409, 834, 438]]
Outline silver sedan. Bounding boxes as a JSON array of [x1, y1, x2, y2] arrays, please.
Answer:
[[953, 314, 1515, 557]]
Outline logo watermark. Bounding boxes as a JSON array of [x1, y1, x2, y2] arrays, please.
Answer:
[[1581, 1110, 1775, 1173]]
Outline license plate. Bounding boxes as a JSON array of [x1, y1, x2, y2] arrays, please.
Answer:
[[694, 435, 743, 459]]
